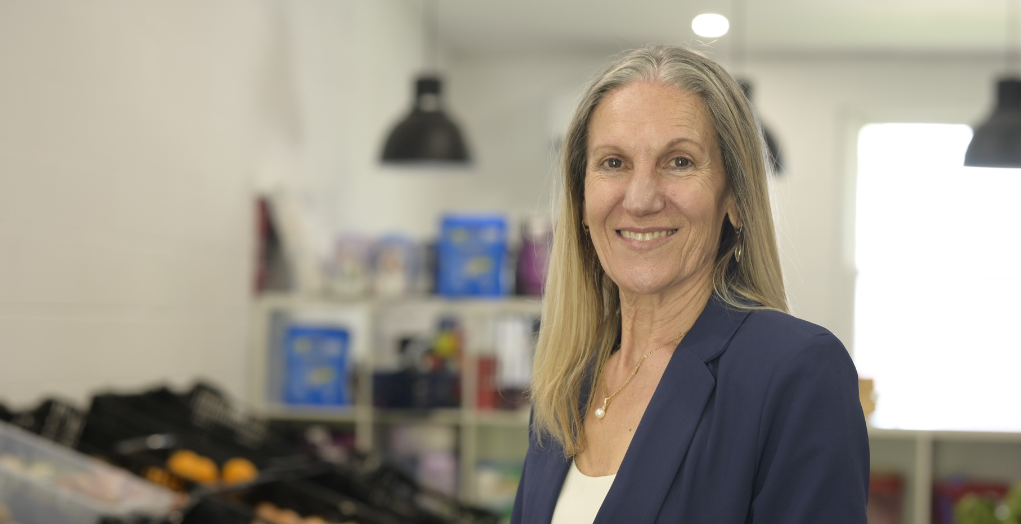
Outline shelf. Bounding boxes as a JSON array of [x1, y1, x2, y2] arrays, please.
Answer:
[[261, 406, 531, 428], [867, 426, 1021, 524], [251, 293, 1021, 516], [473, 409, 530, 427], [249, 293, 543, 505], [254, 293, 544, 316], [869, 427, 1021, 444], [260, 405, 1021, 442], [373, 408, 464, 425], [260, 404, 366, 423]]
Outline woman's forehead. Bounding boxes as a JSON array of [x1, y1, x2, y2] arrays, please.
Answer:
[[588, 81, 713, 148]]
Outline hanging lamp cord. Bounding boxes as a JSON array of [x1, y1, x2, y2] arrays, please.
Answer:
[[425, 0, 439, 73], [732, 0, 747, 76], [1008, 0, 1021, 75]]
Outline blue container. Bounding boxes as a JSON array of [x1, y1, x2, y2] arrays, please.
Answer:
[[437, 215, 507, 297], [283, 325, 350, 405]]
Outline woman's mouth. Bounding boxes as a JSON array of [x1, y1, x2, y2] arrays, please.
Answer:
[[617, 229, 678, 241]]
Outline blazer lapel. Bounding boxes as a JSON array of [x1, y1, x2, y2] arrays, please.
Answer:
[[595, 296, 749, 524]]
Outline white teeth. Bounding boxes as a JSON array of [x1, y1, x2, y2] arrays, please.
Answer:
[[619, 229, 677, 241]]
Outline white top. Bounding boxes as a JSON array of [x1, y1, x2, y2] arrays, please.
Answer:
[[550, 460, 617, 524]]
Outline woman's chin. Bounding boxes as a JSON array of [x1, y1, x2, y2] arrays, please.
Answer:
[[614, 274, 680, 298], [612, 267, 711, 300]]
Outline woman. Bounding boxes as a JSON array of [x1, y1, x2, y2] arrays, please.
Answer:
[[511, 46, 868, 524]]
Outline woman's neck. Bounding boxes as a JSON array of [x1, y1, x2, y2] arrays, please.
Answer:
[[616, 273, 715, 367]]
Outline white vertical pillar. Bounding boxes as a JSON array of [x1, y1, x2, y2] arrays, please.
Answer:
[[913, 432, 934, 524]]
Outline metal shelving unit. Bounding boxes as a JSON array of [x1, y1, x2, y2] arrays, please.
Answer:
[[868, 427, 1021, 524], [248, 293, 537, 503], [250, 294, 1021, 514]]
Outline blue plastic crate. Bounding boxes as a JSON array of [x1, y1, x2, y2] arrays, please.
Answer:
[[283, 325, 351, 406], [437, 214, 508, 297]]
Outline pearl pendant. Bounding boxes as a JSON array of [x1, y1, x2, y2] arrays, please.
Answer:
[[594, 398, 608, 419]]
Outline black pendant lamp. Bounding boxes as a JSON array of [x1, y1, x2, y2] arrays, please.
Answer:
[[964, 79, 1021, 167], [731, 0, 784, 175], [739, 80, 784, 174], [381, 76, 470, 163], [381, 0, 470, 165], [965, 0, 1021, 168]]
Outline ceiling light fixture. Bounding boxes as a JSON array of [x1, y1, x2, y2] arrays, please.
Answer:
[[381, 0, 471, 165], [692, 13, 730, 38], [964, 0, 1021, 168]]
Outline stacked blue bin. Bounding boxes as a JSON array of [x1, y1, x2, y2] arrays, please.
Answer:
[[437, 214, 508, 297]]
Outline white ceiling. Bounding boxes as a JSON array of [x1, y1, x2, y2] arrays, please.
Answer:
[[437, 0, 1016, 58]]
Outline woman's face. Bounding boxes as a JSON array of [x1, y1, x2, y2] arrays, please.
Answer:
[[583, 80, 737, 298]]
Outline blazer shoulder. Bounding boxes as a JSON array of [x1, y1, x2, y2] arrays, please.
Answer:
[[723, 308, 852, 377], [745, 307, 835, 338]]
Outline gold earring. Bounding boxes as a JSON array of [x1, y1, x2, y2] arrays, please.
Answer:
[[583, 223, 590, 234], [734, 225, 744, 263]]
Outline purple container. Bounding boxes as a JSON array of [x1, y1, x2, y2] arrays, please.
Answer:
[[516, 216, 552, 296]]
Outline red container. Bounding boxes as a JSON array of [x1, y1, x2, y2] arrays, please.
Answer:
[[476, 356, 498, 411], [868, 472, 904, 524]]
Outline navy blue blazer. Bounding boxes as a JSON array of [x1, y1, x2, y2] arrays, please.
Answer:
[[511, 296, 869, 524]]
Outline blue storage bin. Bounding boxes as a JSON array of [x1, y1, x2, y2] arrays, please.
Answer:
[[437, 214, 508, 297], [283, 325, 350, 405]]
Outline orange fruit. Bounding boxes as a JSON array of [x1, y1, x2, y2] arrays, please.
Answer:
[[166, 450, 218, 485], [221, 457, 259, 485]]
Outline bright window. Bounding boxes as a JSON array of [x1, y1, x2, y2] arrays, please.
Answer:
[[854, 123, 1021, 432]]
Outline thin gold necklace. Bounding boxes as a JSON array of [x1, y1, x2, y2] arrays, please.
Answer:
[[594, 331, 687, 419]]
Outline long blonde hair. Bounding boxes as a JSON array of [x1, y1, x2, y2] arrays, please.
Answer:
[[530, 45, 787, 457]]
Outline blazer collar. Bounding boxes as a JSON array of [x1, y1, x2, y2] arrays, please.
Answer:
[[677, 294, 751, 364], [523, 295, 750, 524]]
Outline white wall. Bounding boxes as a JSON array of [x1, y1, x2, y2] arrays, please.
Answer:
[[0, 0, 276, 406], [0, 0, 428, 407], [282, 13, 586, 241], [276, 0, 427, 234]]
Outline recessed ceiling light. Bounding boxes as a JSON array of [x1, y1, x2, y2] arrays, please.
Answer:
[[692, 13, 729, 38]]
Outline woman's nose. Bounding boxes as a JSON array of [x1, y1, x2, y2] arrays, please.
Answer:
[[622, 162, 665, 217]]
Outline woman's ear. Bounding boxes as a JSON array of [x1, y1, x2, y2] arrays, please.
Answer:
[[725, 199, 741, 230]]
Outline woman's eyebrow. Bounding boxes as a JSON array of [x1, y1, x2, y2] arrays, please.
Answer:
[[588, 144, 625, 156], [664, 137, 705, 152], [587, 131, 708, 158], [590, 136, 703, 151]]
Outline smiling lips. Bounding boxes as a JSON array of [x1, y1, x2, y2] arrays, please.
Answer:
[[618, 229, 678, 241]]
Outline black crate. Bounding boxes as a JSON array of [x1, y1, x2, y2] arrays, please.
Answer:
[[8, 398, 86, 448], [311, 457, 499, 524], [76, 383, 307, 493]]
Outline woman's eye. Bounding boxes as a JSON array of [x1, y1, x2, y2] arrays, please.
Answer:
[[603, 158, 623, 169], [671, 157, 693, 168]]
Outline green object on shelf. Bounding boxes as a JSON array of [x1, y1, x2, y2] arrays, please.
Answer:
[[955, 494, 998, 524], [1003, 483, 1021, 524]]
